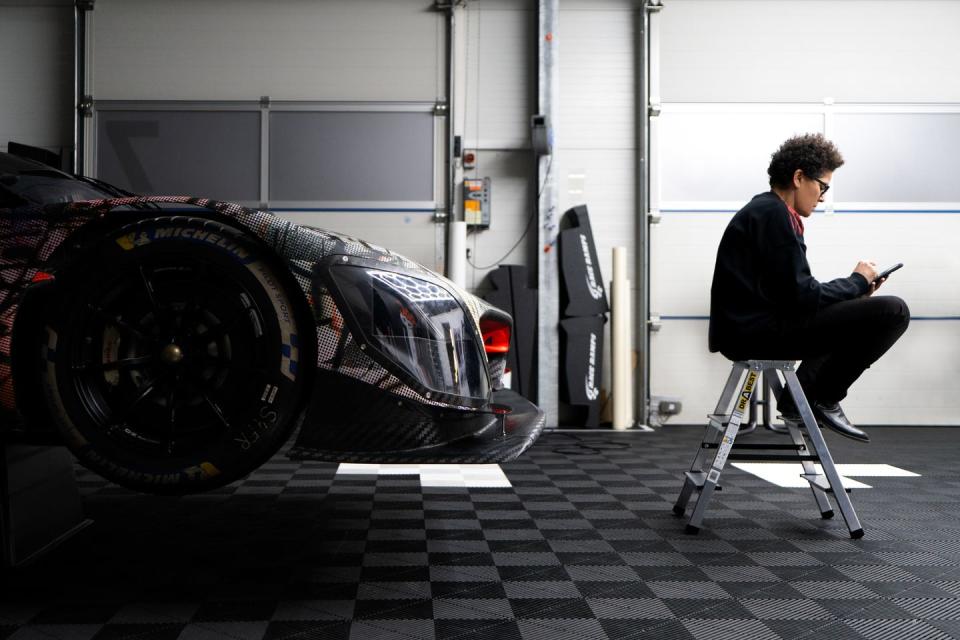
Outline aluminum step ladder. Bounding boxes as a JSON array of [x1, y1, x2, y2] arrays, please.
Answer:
[[672, 360, 863, 539]]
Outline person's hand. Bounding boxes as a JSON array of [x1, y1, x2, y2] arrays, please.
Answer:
[[866, 276, 885, 297], [854, 260, 878, 284]]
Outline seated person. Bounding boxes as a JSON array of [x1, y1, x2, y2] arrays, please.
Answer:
[[708, 133, 910, 442]]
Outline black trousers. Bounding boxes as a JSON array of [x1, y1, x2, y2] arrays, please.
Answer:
[[724, 295, 910, 405]]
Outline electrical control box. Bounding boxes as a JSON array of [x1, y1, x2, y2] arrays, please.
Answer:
[[463, 177, 491, 229]]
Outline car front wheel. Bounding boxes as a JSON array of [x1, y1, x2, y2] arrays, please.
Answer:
[[41, 216, 307, 494]]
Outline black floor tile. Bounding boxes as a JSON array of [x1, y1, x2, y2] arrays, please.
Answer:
[[353, 598, 434, 620], [91, 624, 184, 640], [434, 619, 523, 640], [263, 620, 352, 640], [31, 604, 122, 625], [192, 600, 278, 622], [5, 427, 959, 640]]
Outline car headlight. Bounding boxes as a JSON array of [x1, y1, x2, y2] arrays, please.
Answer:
[[325, 263, 490, 403]]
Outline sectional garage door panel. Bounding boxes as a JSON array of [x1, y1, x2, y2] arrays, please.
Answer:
[[268, 111, 435, 206], [831, 113, 960, 204], [92, 0, 442, 102], [95, 110, 261, 202]]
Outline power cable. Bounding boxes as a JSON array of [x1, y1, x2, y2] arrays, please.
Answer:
[[543, 431, 632, 456], [466, 154, 553, 271]]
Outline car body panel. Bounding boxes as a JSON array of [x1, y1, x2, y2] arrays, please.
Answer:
[[0, 194, 544, 464]]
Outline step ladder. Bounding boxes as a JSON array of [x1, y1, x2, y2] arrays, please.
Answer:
[[672, 360, 863, 539]]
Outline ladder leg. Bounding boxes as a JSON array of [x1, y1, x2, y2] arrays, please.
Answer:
[[784, 372, 864, 538], [785, 422, 834, 518], [674, 364, 745, 515], [775, 372, 833, 517], [687, 366, 760, 533]]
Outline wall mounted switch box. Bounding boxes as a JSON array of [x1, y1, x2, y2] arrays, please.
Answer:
[[464, 177, 491, 229]]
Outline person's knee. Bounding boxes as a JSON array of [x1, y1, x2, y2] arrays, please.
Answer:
[[875, 295, 910, 330], [888, 295, 910, 324]]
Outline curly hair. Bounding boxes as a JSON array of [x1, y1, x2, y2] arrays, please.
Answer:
[[767, 133, 844, 189]]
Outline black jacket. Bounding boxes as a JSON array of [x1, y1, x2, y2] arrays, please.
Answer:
[[708, 191, 869, 353]]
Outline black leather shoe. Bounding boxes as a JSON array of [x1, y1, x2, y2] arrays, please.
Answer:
[[813, 402, 870, 443]]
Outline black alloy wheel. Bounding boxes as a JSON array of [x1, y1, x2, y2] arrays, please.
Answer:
[[42, 217, 308, 494]]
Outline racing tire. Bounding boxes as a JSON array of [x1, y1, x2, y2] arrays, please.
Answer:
[[40, 217, 308, 494]]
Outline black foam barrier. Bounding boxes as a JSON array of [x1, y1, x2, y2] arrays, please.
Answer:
[[482, 265, 537, 402], [558, 205, 610, 428], [559, 205, 609, 318], [559, 315, 606, 428]]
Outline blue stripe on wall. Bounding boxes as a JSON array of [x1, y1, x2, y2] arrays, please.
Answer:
[[660, 209, 960, 215], [273, 208, 435, 214], [660, 315, 960, 321]]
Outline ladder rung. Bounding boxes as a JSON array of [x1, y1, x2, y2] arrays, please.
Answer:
[[728, 453, 820, 462], [684, 471, 722, 491], [801, 473, 851, 494], [702, 443, 807, 451], [707, 414, 728, 431], [685, 471, 706, 488]]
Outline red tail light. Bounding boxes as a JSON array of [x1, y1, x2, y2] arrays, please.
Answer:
[[31, 271, 55, 283], [480, 317, 511, 355]]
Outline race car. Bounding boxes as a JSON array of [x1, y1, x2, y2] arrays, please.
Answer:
[[0, 150, 544, 494]]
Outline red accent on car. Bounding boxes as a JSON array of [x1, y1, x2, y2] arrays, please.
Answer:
[[480, 318, 511, 355], [30, 271, 55, 283]]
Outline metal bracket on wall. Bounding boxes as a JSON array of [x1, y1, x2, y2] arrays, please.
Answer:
[[434, 101, 449, 116], [645, 0, 663, 13], [76, 0, 95, 11], [648, 102, 662, 117], [648, 210, 662, 225], [433, 208, 449, 223], [648, 314, 662, 332], [78, 95, 94, 118]]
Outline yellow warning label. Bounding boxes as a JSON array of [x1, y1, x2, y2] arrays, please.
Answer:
[[200, 462, 221, 478], [115, 233, 136, 250], [735, 371, 759, 412]]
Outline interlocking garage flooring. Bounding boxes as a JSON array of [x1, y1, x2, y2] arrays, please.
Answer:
[[3, 426, 960, 640]]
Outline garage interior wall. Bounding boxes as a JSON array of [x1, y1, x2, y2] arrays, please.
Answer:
[[88, 0, 447, 270], [448, 0, 639, 416], [558, 0, 637, 416], [652, 0, 960, 425], [461, 0, 537, 291], [0, 1, 73, 156]]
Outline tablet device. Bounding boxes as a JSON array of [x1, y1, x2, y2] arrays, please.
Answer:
[[875, 262, 903, 282]]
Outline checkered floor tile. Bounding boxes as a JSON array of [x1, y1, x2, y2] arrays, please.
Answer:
[[3, 426, 960, 639]]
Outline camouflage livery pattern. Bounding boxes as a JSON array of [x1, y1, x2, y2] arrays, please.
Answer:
[[0, 196, 506, 422]]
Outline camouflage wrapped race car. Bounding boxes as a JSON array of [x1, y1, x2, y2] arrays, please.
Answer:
[[0, 153, 544, 494]]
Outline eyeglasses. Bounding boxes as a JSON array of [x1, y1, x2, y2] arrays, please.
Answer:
[[810, 175, 830, 196]]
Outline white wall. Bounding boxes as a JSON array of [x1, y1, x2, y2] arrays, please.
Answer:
[[457, 0, 637, 419], [559, 1, 637, 291], [659, 0, 960, 103], [651, 0, 960, 425], [92, 0, 444, 101], [87, 0, 446, 268], [0, 2, 73, 154], [461, 0, 537, 290]]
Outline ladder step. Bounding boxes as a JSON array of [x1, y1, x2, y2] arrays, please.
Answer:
[[801, 473, 851, 494], [684, 471, 721, 491], [702, 442, 808, 451], [707, 414, 746, 432], [729, 453, 820, 462], [706, 414, 728, 431]]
